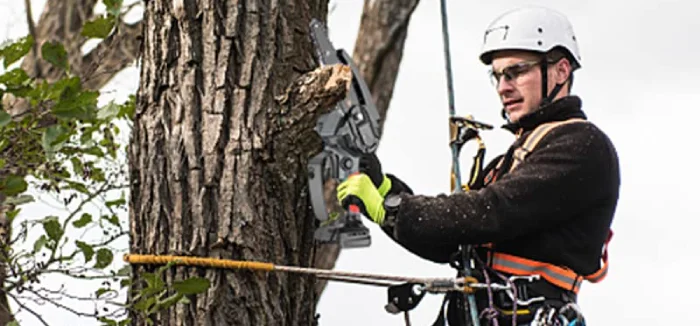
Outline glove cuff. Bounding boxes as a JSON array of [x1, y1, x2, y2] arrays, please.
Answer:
[[377, 175, 392, 197]]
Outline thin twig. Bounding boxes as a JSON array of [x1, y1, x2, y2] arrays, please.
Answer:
[[23, 287, 100, 318], [33, 284, 121, 301], [92, 230, 128, 247], [40, 267, 127, 282], [122, 1, 143, 15], [23, 0, 40, 77], [8, 292, 49, 326]]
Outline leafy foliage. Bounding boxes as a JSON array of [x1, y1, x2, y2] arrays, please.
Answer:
[[81, 0, 124, 39], [0, 0, 211, 325]]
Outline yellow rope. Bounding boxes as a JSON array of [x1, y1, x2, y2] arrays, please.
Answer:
[[124, 254, 275, 271], [124, 254, 488, 295]]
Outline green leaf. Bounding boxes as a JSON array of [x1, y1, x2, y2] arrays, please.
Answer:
[[42, 216, 63, 241], [0, 35, 34, 68], [82, 15, 116, 39], [42, 125, 69, 156], [3, 194, 35, 206], [116, 264, 131, 277], [53, 90, 99, 121], [6, 320, 21, 326], [133, 295, 157, 313], [97, 316, 119, 326], [120, 278, 131, 289], [33, 235, 48, 253], [104, 0, 123, 16], [47, 76, 79, 100], [0, 68, 30, 85], [70, 157, 84, 176], [41, 41, 68, 71], [72, 213, 92, 228], [0, 110, 10, 128], [105, 198, 126, 208], [140, 272, 165, 297], [91, 166, 106, 181], [102, 214, 120, 227], [119, 95, 136, 120], [95, 287, 111, 298], [82, 146, 104, 157], [65, 180, 90, 194], [0, 69, 32, 97], [94, 248, 114, 269], [173, 277, 210, 295], [76, 240, 94, 262], [157, 292, 184, 311], [97, 101, 121, 120], [1, 175, 28, 196], [5, 208, 19, 224]]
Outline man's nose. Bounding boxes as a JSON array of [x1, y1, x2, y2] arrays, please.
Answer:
[[496, 77, 515, 95]]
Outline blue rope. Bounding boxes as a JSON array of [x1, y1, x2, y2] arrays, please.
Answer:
[[439, 0, 481, 325], [439, 0, 463, 190]]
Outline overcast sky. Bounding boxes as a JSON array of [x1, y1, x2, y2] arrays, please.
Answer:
[[2, 0, 699, 325]]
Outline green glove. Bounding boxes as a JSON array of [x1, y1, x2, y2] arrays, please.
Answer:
[[377, 175, 392, 197], [337, 173, 387, 225]]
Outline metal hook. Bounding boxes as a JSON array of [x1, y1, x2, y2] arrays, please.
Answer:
[[505, 275, 546, 306]]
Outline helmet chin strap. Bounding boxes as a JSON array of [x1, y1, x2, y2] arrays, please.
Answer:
[[539, 59, 568, 107]]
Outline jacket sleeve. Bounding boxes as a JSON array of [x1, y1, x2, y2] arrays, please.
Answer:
[[392, 122, 618, 248], [376, 174, 458, 263]]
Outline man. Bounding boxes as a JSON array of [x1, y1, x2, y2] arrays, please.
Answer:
[[337, 6, 620, 326]]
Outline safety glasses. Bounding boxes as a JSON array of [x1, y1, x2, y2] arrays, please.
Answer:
[[489, 60, 542, 86]]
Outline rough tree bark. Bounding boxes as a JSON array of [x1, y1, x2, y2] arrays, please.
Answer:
[[128, 0, 422, 325], [128, 1, 329, 325], [0, 0, 142, 324], [126, 0, 424, 324]]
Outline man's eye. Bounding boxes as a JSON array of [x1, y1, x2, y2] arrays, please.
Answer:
[[505, 66, 526, 78]]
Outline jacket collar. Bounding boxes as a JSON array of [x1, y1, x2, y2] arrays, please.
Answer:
[[502, 95, 587, 134]]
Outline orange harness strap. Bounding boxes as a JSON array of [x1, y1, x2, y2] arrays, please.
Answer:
[[485, 229, 612, 294]]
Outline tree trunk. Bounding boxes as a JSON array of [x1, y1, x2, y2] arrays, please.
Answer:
[[0, 194, 11, 326], [128, 1, 329, 325], [128, 0, 421, 325]]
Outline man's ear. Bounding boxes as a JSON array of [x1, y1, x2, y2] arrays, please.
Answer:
[[555, 58, 572, 84]]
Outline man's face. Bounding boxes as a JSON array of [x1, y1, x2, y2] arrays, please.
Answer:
[[490, 51, 570, 123]]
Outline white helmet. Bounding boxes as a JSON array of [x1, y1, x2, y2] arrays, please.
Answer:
[[479, 6, 581, 70]]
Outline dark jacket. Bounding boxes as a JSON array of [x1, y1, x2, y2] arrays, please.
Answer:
[[381, 95, 620, 279]]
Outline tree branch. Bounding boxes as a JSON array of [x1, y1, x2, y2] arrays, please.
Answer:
[[20, 0, 99, 81], [23, 0, 40, 77], [4, 0, 141, 118], [81, 21, 143, 90], [353, 0, 420, 135], [272, 63, 352, 139], [21, 287, 104, 319]]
